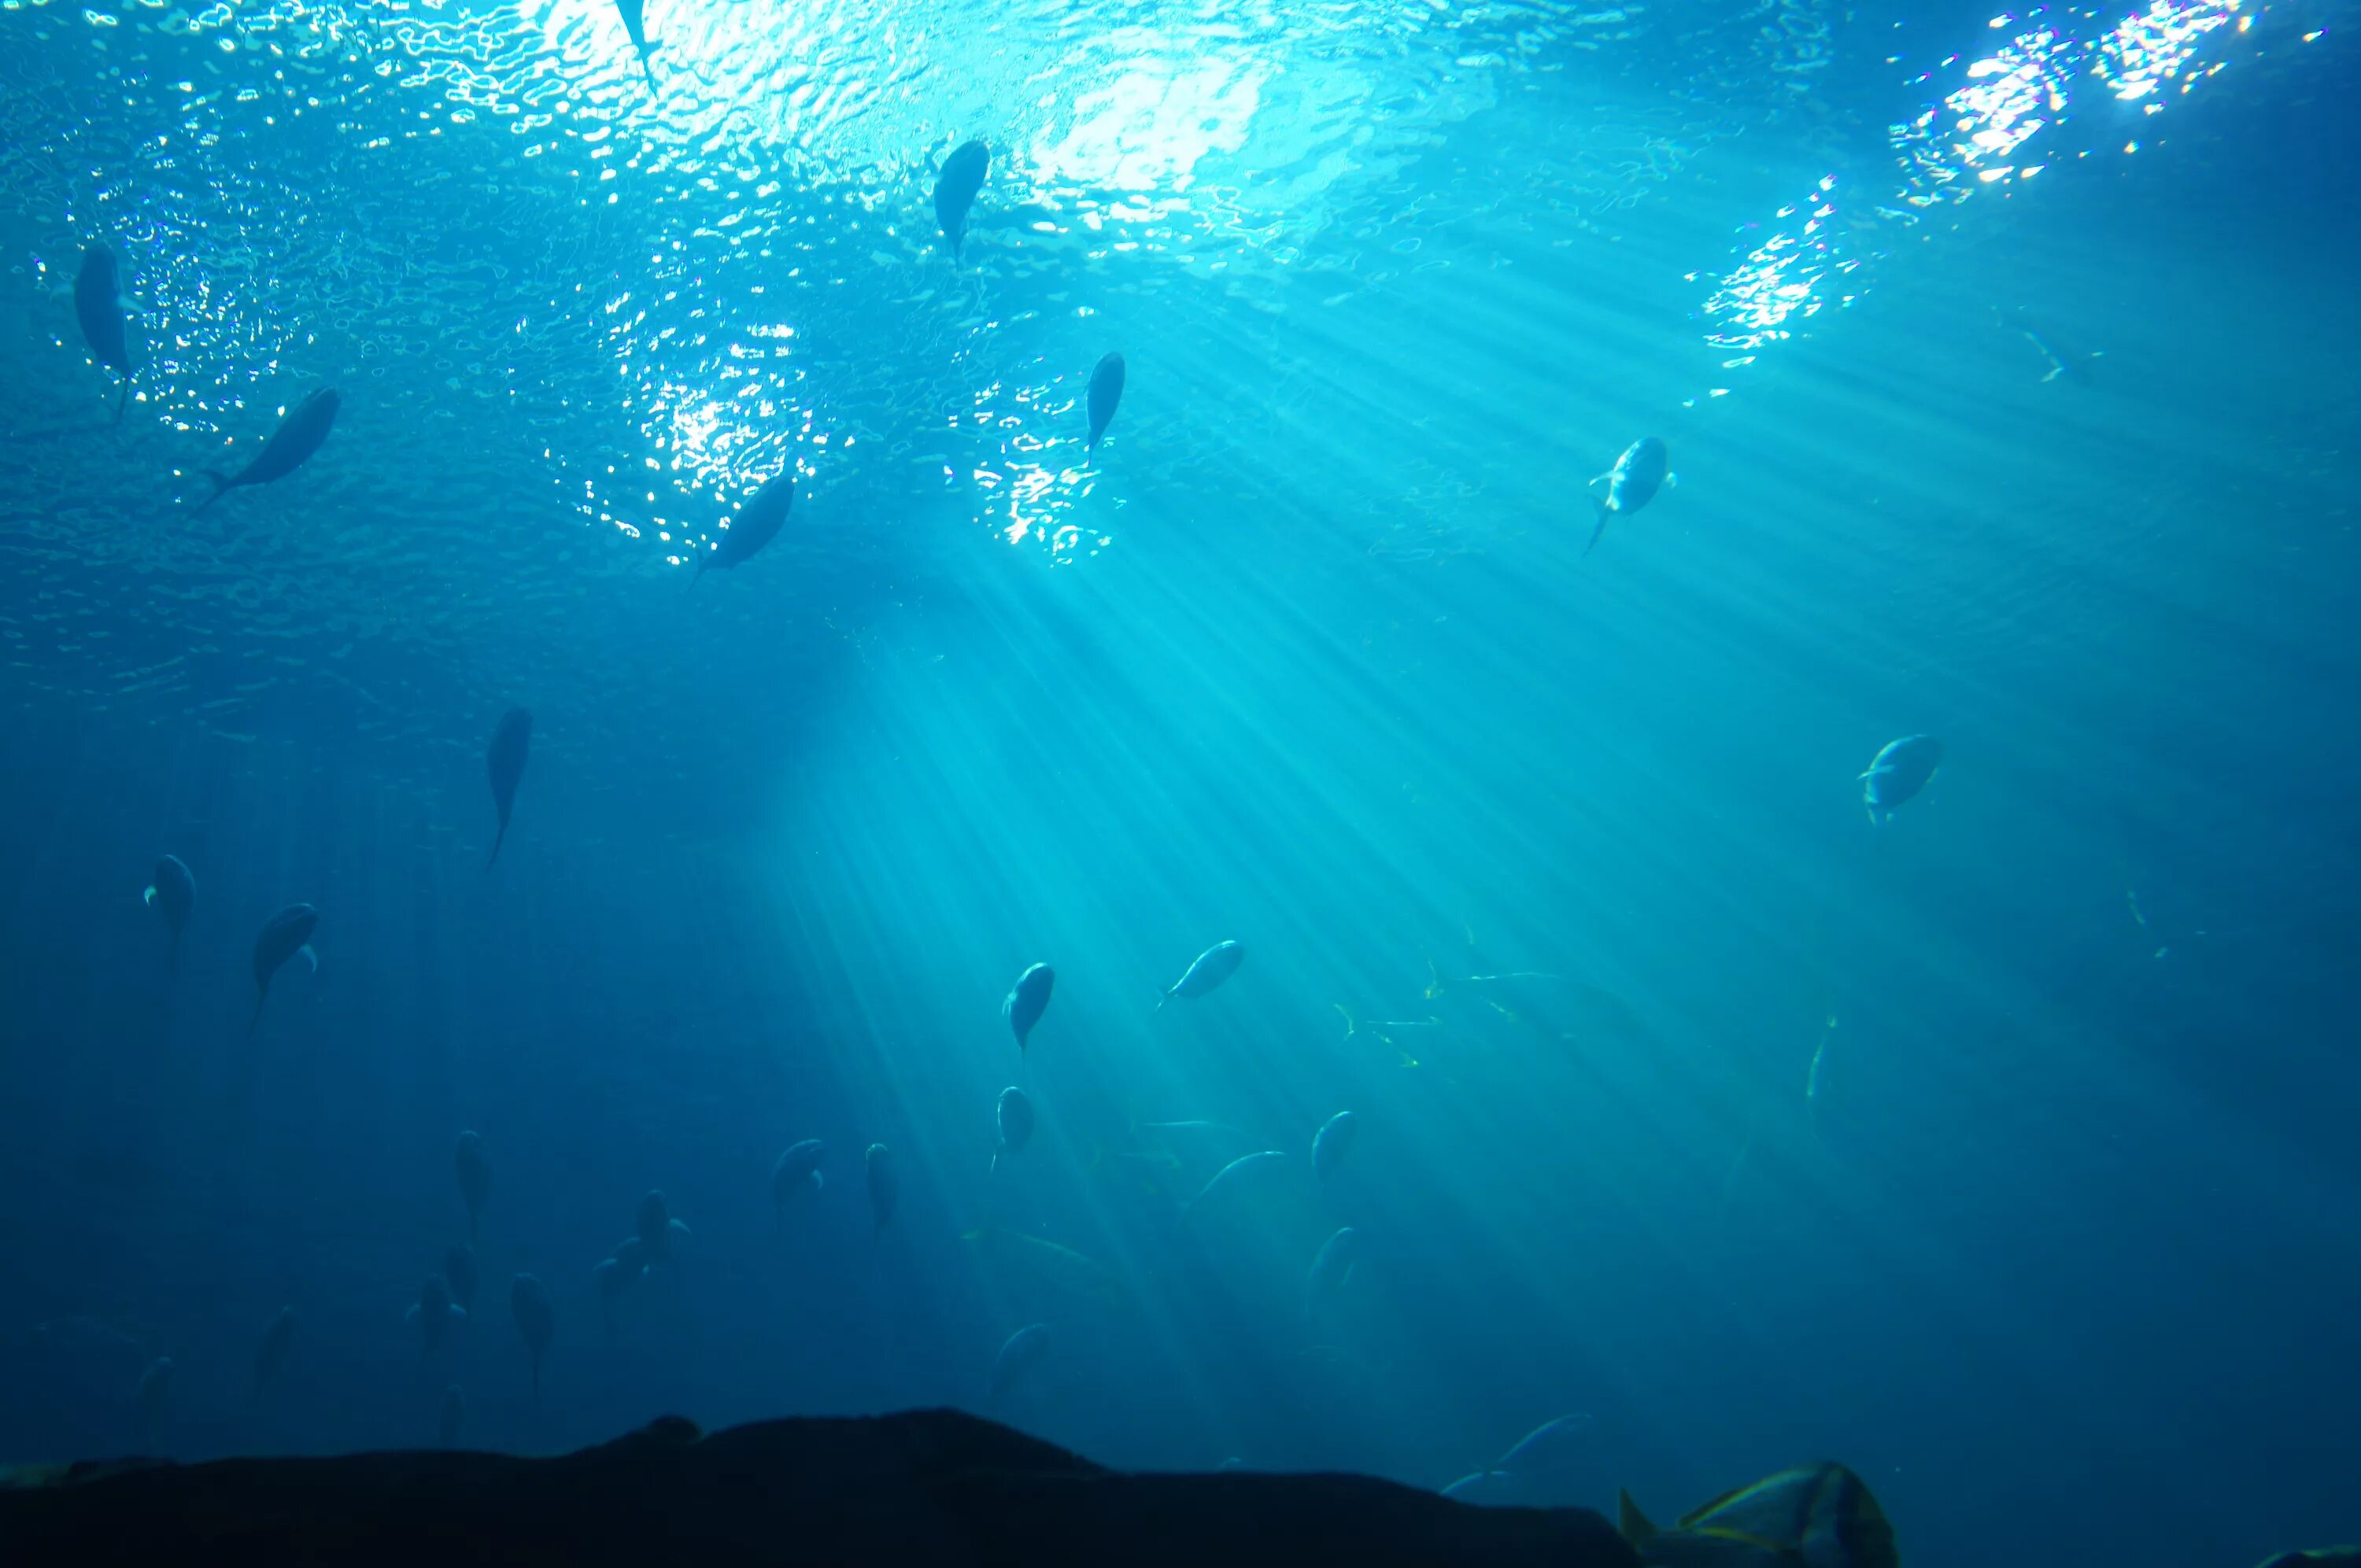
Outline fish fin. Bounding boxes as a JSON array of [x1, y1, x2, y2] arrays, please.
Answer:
[[989, 1148, 1001, 1177], [113, 377, 130, 426], [1152, 988, 1168, 1013], [1587, 471, 1612, 489], [450, 1306, 467, 1323], [671, 1218, 691, 1238], [246, 987, 268, 1035], [405, 1306, 419, 1326], [296, 944, 317, 974], [1662, 471, 1679, 489], [485, 817, 510, 872], [194, 472, 232, 513], [143, 886, 157, 906], [811, 1169, 824, 1192], [1583, 497, 1611, 557], [1618, 1490, 1658, 1546]]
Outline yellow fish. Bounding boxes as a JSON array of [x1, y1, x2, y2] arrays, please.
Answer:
[[1619, 1463, 1896, 1567]]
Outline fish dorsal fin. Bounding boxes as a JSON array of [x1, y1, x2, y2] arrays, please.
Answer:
[[1676, 1483, 1757, 1529], [1618, 1490, 1659, 1546]]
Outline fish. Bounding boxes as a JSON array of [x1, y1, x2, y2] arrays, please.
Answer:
[[132, 1357, 173, 1447], [1003, 961, 1055, 1051], [443, 1245, 478, 1313], [455, 1131, 490, 1243], [510, 1274, 554, 1401], [1186, 1149, 1287, 1219], [1311, 1111, 1358, 1181], [770, 1139, 827, 1223], [1619, 1461, 1896, 1568], [485, 708, 532, 871], [252, 1308, 296, 1399], [933, 140, 991, 260], [615, 0, 658, 86], [633, 1190, 692, 1265], [143, 855, 194, 968], [961, 1226, 1123, 1313], [1859, 734, 1943, 824], [1085, 352, 1125, 452], [1305, 1227, 1359, 1317], [988, 1323, 1051, 1403], [196, 388, 339, 512], [866, 1142, 897, 1237], [1495, 1413, 1594, 1474], [1583, 436, 1672, 556], [437, 1384, 465, 1448], [74, 243, 137, 422], [247, 903, 317, 1035], [406, 1274, 466, 1357], [992, 1087, 1035, 1175], [1158, 939, 1244, 1009], [695, 470, 793, 580]]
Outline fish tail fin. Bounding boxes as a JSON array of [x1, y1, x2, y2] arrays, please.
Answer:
[[485, 821, 508, 873], [689, 556, 707, 589], [246, 985, 268, 1035], [1583, 496, 1611, 558], [1617, 1490, 1658, 1548], [1152, 988, 1168, 1014], [195, 472, 231, 513], [990, 1147, 1001, 1178], [113, 378, 130, 425], [640, 43, 660, 87], [530, 1356, 541, 1406]]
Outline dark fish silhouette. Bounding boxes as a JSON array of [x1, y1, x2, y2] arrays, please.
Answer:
[[694, 470, 793, 580], [198, 388, 340, 512], [934, 140, 990, 260], [770, 1138, 826, 1225], [615, 0, 659, 85], [1003, 961, 1054, 1051], [485, 708, 532, 870], [1583, 436, 1672, 556], [144, 854, 195, 968], [992, 1086, 1034, 1175], [456, 1131, 490, 1243], [1158, 939, 1243, 1009], [1086, 352, 1125, 452], [510, 1274, 554, 1401], [1860, 735, 1944, 824], [74, 244, 137, 423], [247, 902, 317, 1035]]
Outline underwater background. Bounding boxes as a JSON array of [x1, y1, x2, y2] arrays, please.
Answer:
[[1, 0, 2356, 1562]]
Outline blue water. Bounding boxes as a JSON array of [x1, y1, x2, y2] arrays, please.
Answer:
[[2, 0, 2358, 1562]]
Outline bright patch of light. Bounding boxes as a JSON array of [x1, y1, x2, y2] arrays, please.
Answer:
[[2098, 0, 2242, 100], [1698, 176, 1860, 354]]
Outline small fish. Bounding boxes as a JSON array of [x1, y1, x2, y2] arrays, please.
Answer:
[[253, 1308, 297, 1399], [1305, 1227, 1360, 1317], [510, 1274, 554, 1401], [1186, 1149, 1287, 1219], [1003, 962, 1055, 1051], [1495, 1413, 1594, 1474], [992, 1087, 1035, 1175], [615, 0, 659, 86], [633, 1190, 692, 1266], [443, 1245, 479, 1313], [934, 140, 991, 260], [1620, 1461, 1896, 1568], [770, 1139, 826, 1223], [866, 1143, 897, 1237], [1583, 437, 1672, 556], [1860, 734, 1943, 825], [247, 903, 318, 1035], [485, 708, 531, 871], [1085, 352, 1125, 452], [455, 1131, 490, 1243], [1158, 939, 1244, 1009], [406, 1275, 466, 1358], [962, 1227, 1122, 1312], [75, 243, 137, 422], [196, 388, 340, 511], [438, 1384, 465, 1448], [695, 470, 793, 580], [988, 1323, 1051, 1402], [144, 855, 195, 968], [1311, 1112, 1358, 1182]]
